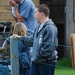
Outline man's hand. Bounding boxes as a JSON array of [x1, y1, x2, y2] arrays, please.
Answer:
[[9, 0, 17, 7]]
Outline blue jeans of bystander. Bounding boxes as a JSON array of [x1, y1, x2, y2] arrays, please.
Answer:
[[29, 62, 56, 75]]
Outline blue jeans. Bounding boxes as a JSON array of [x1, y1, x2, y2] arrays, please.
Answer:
[[29, 62, 56, 75]]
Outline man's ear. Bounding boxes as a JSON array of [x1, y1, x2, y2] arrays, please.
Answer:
[[41, 12, 45, 16]]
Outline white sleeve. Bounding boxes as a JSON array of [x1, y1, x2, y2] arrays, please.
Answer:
[[12, 7, 16, 17]]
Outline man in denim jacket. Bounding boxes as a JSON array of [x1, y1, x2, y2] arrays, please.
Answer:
[[14, 4, 58, 75]]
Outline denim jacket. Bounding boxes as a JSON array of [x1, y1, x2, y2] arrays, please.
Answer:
[[18, 41, 30, 69], [20, 19, 58, 63]]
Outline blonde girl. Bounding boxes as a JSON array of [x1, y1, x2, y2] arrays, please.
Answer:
[[13, 22, 28, 36], [13, 22, 30, 75]]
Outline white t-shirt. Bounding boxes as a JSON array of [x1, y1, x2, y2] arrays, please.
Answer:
[[12, 7, 16, 17]]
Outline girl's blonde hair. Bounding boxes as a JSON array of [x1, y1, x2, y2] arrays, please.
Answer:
[[13, 22, 28, 36]]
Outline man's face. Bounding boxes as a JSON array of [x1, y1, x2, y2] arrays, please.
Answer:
[[34, 8, 42, 21]]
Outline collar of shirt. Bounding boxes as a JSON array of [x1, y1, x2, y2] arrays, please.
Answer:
[[20, 0, 25, 4], [38, 23, 44, 32], [40, 23, 44, 28]]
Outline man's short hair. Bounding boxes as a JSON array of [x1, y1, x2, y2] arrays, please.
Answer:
[[37, 4, 50, 17]]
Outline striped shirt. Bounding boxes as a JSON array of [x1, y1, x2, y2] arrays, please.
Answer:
[[18, 0, 38, 35]]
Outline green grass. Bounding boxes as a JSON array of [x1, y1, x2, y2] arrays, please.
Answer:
[[55, 58, 75, 75], [55, 68, 75, 75]]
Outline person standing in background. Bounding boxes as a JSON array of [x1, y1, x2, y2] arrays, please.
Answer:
[[9, 0, 38, 35], [9, 0, 38, 71]]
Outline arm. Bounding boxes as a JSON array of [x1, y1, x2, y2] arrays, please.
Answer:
[[12, 16, 17, 22], [9, 0, 25, 22], [13, 34, 34, 47], [19, 35, 34, 47], [15, 8, 25, 22]]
